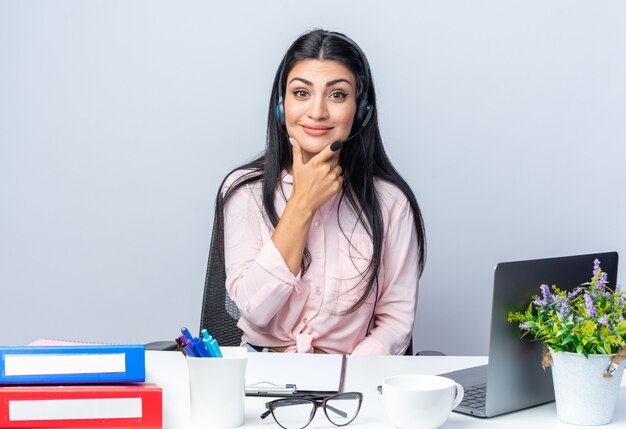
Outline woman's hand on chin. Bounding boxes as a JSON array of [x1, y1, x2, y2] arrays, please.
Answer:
[[289, 137, 343, 214]]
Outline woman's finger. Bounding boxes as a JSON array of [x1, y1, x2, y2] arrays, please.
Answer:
[[310, 140, 342, 165], [290, 138, 304, 168]]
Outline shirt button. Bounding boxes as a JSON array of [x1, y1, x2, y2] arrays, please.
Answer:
[[314, 220, 321, 227], [315, 289, 321, 296], [245, 305, 250, 312], [303, 317, 308, 323], [315, 253, 322, 259]]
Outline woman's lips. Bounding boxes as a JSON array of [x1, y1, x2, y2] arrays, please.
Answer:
[[301, 125, 332, 136]]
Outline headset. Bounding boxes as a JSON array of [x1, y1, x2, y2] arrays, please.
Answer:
[[275, 32, 374, 131]]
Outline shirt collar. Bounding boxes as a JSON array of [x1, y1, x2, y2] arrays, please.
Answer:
[[281, 170, 293, 184]]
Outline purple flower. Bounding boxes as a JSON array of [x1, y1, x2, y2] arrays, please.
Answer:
[[584, 293, 597, 317], [598, 315, 609, 326], [533, 284, 552, 307], [560, 297, 571, 318], [568, 288, 583, 299], [519, 323, 530, 331], [593, 259, 601, 276], [596, 272, 608, 290]]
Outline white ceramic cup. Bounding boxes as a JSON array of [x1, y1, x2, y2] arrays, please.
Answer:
[[186, 346, 248, 429], [382, 374, 464, 429]]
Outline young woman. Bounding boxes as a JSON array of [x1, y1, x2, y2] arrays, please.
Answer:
[[214, 29, 426, 355]]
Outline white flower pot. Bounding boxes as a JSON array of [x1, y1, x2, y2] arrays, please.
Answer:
[[550, 350, 625, 425]]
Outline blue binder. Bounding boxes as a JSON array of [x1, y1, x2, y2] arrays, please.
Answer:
[[0, 344, 145, 384]]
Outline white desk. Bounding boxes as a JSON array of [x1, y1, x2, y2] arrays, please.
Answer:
[[145, 351, 626, 429]]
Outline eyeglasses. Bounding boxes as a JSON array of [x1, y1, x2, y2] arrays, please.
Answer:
[[260, 392, 363, 429]]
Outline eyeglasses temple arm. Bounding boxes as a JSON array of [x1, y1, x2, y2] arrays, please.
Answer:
[[325, 404, 348, 418]]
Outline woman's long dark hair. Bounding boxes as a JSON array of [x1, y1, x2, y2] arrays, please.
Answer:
[[214, 29, 426, 316]]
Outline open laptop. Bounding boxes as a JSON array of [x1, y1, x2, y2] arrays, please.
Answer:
[[439, 251, 619, 418]]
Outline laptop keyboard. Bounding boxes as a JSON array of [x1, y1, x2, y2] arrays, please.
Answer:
[[459, 384, 486, 409]]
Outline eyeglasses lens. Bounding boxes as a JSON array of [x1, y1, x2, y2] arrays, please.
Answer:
[[271, 398, 315, 429], [325, 393, 361, 426]]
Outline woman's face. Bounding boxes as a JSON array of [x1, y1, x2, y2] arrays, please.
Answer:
[[284, 59, 358, 163]]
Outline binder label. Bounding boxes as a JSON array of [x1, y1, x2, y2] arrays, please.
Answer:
[[8, 398, 143, 421], [5, 353, 126, 376]]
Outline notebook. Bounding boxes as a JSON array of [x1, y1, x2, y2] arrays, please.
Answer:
[[439, 251, 619, 418], [245, 352, 346, 396]]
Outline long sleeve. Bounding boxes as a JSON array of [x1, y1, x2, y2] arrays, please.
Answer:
[[223, 183, 302, 328], [351, 194, 419, 355]]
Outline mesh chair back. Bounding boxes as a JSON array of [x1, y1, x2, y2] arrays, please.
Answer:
[[199, 218, 243, 346]]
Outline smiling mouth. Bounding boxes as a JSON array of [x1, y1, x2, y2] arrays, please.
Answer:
[[301, 125, 333, 136]]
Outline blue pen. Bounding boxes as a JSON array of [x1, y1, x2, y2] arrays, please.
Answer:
[[181, 327, 208, 357], [201, 329, 223, 358], [211, 338, 224, 357], [191, 336, 210, 357], [211, 338, 223, 358], [200, 329, 216, 357], [181, 327, 194, 342]]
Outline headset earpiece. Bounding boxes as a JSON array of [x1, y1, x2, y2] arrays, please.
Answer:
[[356, 97, 373, 129], [275, 96, 285, 127], [275, 56, 287, 128]]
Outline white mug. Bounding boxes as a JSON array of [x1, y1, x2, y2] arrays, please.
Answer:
[[382, 374, 464, 429]]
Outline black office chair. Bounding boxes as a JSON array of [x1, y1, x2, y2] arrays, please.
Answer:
[[199, 218, 243, 346]]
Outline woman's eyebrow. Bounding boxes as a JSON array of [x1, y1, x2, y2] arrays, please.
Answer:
[[288, 77, 353, 87], [288, 77, 312, 86], [326, 78, 353, 87]]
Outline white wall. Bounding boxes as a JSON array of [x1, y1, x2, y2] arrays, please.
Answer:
[[1, 1, 624, 355]]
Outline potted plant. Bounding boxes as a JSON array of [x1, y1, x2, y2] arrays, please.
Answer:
[[508, 259, 626, 425]]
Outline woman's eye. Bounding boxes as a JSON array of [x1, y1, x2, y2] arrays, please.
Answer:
[[292, 90, 309, 98], [330, 91, 348, 100]]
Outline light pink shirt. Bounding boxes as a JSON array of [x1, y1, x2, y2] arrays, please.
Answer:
[[223, 170, 419, 355]]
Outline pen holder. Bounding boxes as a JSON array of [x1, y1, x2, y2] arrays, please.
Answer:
[[186, 347, 248, 429]]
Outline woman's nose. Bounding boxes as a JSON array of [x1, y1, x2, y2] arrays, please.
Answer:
[[307, 97, 329, 120]]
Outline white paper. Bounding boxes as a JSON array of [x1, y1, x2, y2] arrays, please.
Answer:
[[9, 398, 142, 421], [246, 353, 344, 392], [5, 353, 126, 376]]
